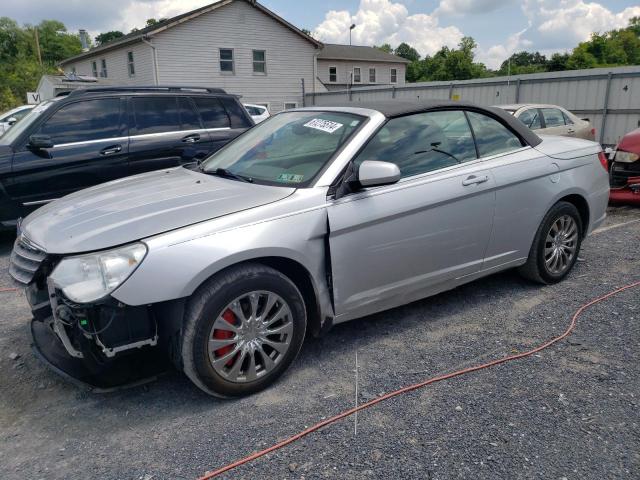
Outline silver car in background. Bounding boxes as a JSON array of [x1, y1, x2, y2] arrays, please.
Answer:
[[496, 103, 596, 141], [11, 100, 610, 397]]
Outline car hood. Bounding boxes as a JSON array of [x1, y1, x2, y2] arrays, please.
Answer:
[[21, 167, 295, 254]]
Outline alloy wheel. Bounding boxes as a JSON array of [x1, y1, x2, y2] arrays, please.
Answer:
[[544, 214, 578, 275], [207, 291, 293, 383]]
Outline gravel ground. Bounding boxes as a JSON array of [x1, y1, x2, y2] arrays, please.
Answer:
[[0, 206, 638, 480]]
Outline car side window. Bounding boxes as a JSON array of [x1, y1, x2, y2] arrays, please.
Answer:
[[517, 109, 542, 130], [562, 111, 574, 125], [220, 97, 251, 128], [192, 97, 229, 129], [177, 97, 201, 130], [38, 98, 122, 145], [541, 108, 565, 128], [354, 110, 477, 178], [132, 97, 180, 135], [466, 111, 523, 158]]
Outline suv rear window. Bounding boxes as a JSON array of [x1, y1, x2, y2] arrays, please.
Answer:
[[132, 97, 180, 135], [220, 97, 251, 128], [192, 97, 229, 129]]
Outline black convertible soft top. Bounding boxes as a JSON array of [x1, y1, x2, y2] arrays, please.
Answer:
[[332, 99, 542, 147]]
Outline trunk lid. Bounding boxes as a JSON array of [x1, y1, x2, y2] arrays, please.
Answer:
[[534, 134, 601, 160]]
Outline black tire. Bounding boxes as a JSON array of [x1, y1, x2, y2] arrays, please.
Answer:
[[518, 201, 583, 284], [181, 263, 306, 397]]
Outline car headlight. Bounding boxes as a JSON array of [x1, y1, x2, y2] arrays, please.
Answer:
[[50, 243, 147, 303], [615, 150, 639, 163]]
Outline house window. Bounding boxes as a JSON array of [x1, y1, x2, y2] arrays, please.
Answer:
[[219, 48, 234, 73], [353, 67, 361, 83], [253, 50, 266, 74], [100, 59, 107, 78], [91, 61, 98, 77], [127, 51, 135, 77], [329, 66, 337, 83], [369, 67, 376, 83], [284, 102, 298, 110], [390, 68, 397, 84]]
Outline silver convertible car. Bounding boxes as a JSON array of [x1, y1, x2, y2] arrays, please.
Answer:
[[10, 100, 610, 397]]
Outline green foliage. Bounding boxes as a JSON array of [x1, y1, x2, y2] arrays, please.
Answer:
[[95, 30, 124, 46], [391, 17, 640, 84], [394, 42, 420, 62], [374, 43, 393, 53], [0, 17, 81, 111]]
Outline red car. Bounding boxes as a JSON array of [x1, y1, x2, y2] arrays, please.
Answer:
[[610, 128, 640, 204]]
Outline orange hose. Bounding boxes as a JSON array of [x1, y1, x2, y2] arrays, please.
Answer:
[[198, 280, 640, 480], [0, 287, 19, 292]]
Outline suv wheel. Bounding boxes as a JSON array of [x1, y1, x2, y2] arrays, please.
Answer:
[[518, 201, 583, 284], [181, 264, 306, 397]]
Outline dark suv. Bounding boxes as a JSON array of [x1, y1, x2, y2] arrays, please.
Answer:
[[0, 86, 253, 227]]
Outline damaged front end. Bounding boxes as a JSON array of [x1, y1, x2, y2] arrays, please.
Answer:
[[11, 235, 172, 391], [609, 148, 640, 205]]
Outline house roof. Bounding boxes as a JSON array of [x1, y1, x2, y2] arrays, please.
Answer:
[[317, 44, 411, 64], [60, 0, 322, 65]]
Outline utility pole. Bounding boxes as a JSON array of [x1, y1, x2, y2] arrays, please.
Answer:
[[34, 27, 43, 67]]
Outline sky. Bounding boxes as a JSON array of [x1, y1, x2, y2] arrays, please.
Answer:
[[5, 0, 640, 69]]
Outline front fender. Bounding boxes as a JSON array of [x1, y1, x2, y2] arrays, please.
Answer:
[[111, 204, 330, 309]]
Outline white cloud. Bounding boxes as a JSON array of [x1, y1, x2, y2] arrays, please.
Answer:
[[479, 0, 640, 69], [435, 0, 514, 16], [522, 0, 640, 49], [312, 0, 464, 57]]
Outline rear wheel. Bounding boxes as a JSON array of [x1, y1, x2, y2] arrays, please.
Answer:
[[518, 201, 583, 284], [181, 264, 306, 397]]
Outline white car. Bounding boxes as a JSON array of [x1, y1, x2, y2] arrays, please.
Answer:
[[244, 103, 270, 123], [0, 105, 35, 135]]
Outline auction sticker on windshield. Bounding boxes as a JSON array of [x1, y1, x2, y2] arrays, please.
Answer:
[[304, 118, 343, 134], [277, 173, 304, 182]]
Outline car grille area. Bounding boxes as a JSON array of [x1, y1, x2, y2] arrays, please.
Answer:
[[9, 235, 47, 285]]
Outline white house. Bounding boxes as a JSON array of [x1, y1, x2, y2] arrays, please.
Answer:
[[58, 0, 408, 111], [317, 44, 410, 91], [59, 0, 323, 112]]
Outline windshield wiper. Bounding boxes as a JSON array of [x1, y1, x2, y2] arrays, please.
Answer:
[[207, 167, 254, 183]]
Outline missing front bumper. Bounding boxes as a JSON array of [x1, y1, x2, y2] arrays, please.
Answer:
[[31, 318, 171, 393]]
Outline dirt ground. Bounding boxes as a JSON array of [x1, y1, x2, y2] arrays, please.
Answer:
[[0, 205, 639, 480]]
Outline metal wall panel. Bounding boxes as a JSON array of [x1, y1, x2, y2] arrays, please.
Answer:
[[306, 66, 640, 145]]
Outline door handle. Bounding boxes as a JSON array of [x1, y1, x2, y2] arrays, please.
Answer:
[[100, 144, 122, 155], [567, 129, 575, 133], [182, 134, 200, 143], [462, 175, 489, 186]]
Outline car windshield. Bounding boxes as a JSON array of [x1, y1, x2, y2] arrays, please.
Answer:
[[201, 111, 365, 186], [0, 99, 60, 144]]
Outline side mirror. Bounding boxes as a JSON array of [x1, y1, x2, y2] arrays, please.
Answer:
[[28, 134, 54, 150], [357, 160, 401, 188], [7, 117, 17, 126]]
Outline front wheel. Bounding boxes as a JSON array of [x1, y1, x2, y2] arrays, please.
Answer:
[[518, 201, 583, 284], [181, 264, 307, 397]]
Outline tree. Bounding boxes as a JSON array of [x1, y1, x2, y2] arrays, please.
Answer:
[[394, 42, 420, 62], [95, 30, 124, 46], [547, 52, 570, 71], [374, 43, 392, 53], [145, 18, 167, 27]]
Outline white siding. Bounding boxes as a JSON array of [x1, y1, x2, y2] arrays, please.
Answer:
[[152, 1, 318, 112], [317, 59, 406, 89], [63, 41, 155, 85]]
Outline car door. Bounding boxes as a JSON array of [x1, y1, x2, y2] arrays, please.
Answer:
[[128, 95, 217, 175], [467, 110, 559, 271], [191, 96, 239, 155], [327, 109, 496, 321], [7, 97, 129, 214], [540, 107, 571, 137]]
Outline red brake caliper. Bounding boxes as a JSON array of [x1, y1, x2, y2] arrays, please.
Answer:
[[213, 309, 236, 366]]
